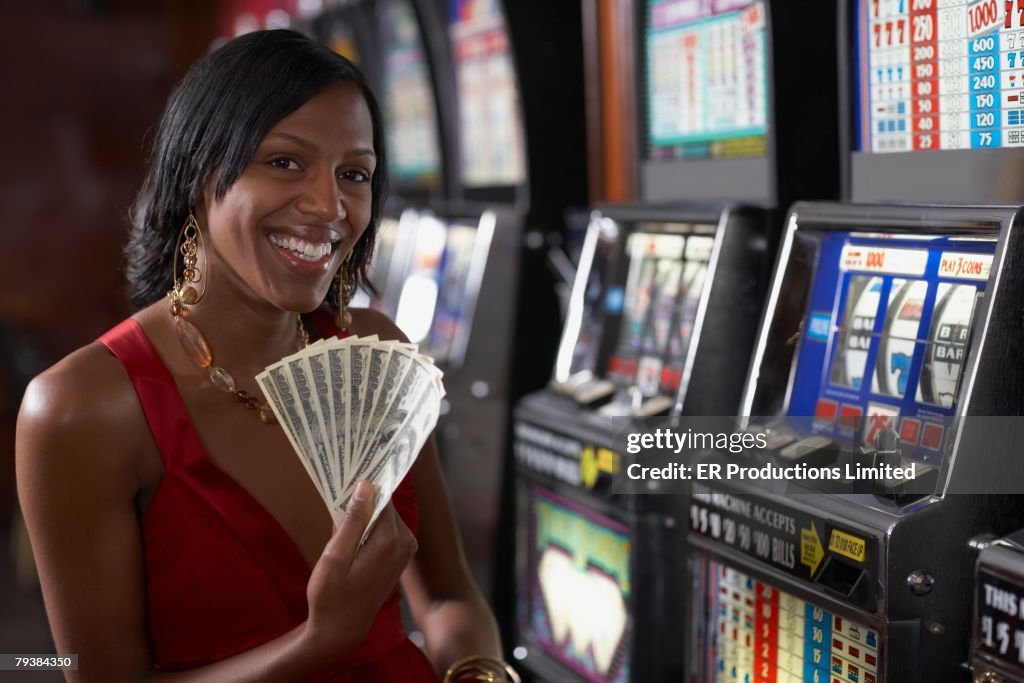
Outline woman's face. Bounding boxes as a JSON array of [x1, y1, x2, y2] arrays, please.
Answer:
[[200, 83, 376, 314]]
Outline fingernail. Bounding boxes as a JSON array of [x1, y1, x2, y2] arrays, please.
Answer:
[[353, 480, 372, 502]]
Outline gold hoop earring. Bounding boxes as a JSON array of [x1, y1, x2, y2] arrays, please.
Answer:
[[335, 264, 353, 330], [168, 213, 206, 315]]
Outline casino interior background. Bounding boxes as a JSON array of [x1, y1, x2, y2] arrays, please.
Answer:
[[7, 1, 1024, 681]]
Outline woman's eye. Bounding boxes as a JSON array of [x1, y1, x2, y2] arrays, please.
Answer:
[[269, 157, 300, 171], [339, 169, 370, 184]]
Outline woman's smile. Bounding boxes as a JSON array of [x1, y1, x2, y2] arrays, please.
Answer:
[[266, 227, 345, 274]]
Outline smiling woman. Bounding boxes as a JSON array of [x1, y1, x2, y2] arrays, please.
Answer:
[[15, 30, 502, 682]]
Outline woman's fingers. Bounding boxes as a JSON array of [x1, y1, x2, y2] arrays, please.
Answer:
[[321, 480, 375, 572]]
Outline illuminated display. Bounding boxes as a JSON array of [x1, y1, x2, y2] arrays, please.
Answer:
[[426, 224, 477, 361], [607, 226, 715, 398], [857, 0, 1024, 152], [646, 0, 768, 160], [380, 0, 442, 184], [787, 231, 993, 462], [449, 0, 526, 187], [325, 19, 359, 64], [524, 487, 632, 683], [367, 216, 401, 313], [695, 558, 880, 683], [394, 215, 447, 344]]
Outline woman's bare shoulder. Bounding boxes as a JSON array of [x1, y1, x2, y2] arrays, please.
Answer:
[[347, 308, 409, 343], [17, 338, 150, 482]]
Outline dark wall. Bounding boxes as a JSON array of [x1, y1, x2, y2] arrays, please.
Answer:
[[0, 0, 217, 516]]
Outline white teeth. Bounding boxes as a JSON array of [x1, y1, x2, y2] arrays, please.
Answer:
[[269, 234, 331, 261]]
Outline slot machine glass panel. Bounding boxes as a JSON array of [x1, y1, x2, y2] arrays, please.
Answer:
[[518, 485, 634, 683], [745, 218, 997, 472], [603, 223, 717, 404]]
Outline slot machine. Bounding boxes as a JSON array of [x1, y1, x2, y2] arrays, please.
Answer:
[[425, 0, 589, 595], [967, 527, 1024, 683], [686, 1, 1024, 680], [971, 530, 1024, 682], [688, 203, 1024, 683], [511, 1, 841, 680]]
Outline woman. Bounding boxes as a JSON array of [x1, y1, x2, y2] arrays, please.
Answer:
[[16, 29, 504, 682]]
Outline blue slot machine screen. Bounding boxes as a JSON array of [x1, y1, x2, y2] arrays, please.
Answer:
[[856, 0, 1024, 153], [520, 486, 633, 683], [786, 230, 994, 463], [645, 0, 769, 161], [426, 223, 478, 361]]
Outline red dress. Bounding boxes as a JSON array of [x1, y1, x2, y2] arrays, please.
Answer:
[[98, 312, 439, 681]]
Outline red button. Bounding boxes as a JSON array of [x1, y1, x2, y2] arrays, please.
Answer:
[[921, 422, 944, 450], [840, 405, 863, 430], [900, 418, 920, 445], [816, 399, 839, 420]]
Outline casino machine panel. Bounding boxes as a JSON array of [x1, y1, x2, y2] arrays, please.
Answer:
[[689, 203, 1024, 682]]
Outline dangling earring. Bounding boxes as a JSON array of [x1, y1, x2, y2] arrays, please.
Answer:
[[167, 213, 206, 315], [335, 263, 353, 330]]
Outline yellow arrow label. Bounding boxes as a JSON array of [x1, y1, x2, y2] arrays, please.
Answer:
[[580, 445, 598, 489], [828, 529, 866, 563], [596, 448, 619, 474], [801, 521, 824, 575]]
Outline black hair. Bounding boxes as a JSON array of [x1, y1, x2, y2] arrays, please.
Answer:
[[126, 29, 388, 311]]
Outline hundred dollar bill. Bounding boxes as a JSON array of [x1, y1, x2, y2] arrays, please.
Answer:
[[286, 356, 337, 502], [356, 360, 440, 495], [302, 335, 360, 486], [359, 350, 420, 473], [343, 336, 378, 471], [355, 343, 391, 463], [270, 363, 337, 503], [361, 345, 414, 463], [256, 368, 330, 498], [356, 371, 442, 531], [301, 350, 336, 469], [325, 345, 352, 485]]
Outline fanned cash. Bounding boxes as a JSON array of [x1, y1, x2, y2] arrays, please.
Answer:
[[257, 335, 445, 537]]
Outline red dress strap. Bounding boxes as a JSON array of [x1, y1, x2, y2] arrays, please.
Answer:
[[97, 318, 199, 472]]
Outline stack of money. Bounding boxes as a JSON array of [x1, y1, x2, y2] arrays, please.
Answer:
[[257, 335, 444, 536]]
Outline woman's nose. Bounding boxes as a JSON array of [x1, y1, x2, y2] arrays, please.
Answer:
[[297, 169, 346, 222]]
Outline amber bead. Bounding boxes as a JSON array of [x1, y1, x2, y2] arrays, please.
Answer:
[[174, 316, 213, 368]]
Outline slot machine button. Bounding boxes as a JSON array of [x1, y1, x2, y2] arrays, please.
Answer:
[[743, 424, 796, 459], [777, 435, 839, 466], [871, 461, 939, 502], [570, 378, 616, 407], [763, 430, 797, 452]]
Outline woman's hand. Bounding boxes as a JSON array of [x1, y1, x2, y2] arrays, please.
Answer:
[[302, 480, 418, 661]]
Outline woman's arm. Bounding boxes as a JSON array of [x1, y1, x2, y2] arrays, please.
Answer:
[[16, 344, 415, 682], [347, 308, 503, 673], [400, 435, 503, 673]]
